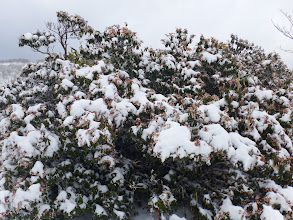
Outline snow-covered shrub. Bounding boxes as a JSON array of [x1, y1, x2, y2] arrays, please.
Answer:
[[0, 15, 292, 219], [80, 24, 143, 78]]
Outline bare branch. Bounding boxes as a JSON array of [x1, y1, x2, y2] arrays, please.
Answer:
[[273, 10, 293, 52], [280, 45, 293, 53]]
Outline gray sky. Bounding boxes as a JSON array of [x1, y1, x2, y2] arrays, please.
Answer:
[[1, 0, 293, 68]]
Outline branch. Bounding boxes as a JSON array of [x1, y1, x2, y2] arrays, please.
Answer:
[[280, 45, 293, 53], [46, 22, 60, 36], [32, 47, 51, 55], [281, 10, 293, 27], [272, 10, 293, 40]]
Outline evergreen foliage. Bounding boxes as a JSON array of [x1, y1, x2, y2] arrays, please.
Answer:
[[0, 12, 292, 219]]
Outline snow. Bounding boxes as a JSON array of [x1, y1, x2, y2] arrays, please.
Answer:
[[169, 214, 187, 220], [98, 155, 115, 168], [31, 161, 44, 177], [199, 124, 263, 170], [259, 181, 293, 216], [250, 109, 293, 154], [0, 118, 10, 135], [60, 199, 76, 214], [0, 204, 6, 215], [278, 187, 293, 205], [32, 34, 38, 40], [199, 124, 231, 152], [113, 99, 137, 127], [161, 54, 176, 69], [198, 207, 213, 220], [4, 131, 41, 157], [69, 99, 108, 117], [27, 103, 46, 114], [0, 190, 10, 203], [198, 104, 222, 123], [12, 184, 42, 210], [255, 87, 273, 100], [44, 133, 59, 157], [260, 205, 284, 220], [113, 209, 126, 219], [159, 186, 176, 206], [130, 83, 153, 113], [228, 132, 262, 170], [97, 185, 109, 193], [247, 76, 259, 85], [23, 32, 33, 40], [265, 192, 292, 213], [110, 167, 125, 185], [95, 204, 107, 216], [217, 198, 246, 220], [279, 109, 291, 122], [38, 204, 51, 218], [231, 100, 239, 108], [74, 91, 86, 99], [61, 79, 74, 90], [153, 120, 197, 162], [182, 68, 199, 80], [249, 126, 261, 141], [262, 60, 272, 65], [57, 188, 77, 214], [49, 36, 55, 42], [10, 104, 25, 119], [142, 120, 160, 140], [152, 94, 168, 102], [76, 129, 93, 147], [187, 60, 201, 68], [56, 190, 67, 201], [200, 51, 222, 64], [56, 102, 68, 118], [74, 61, 107, 80], [279, 96, 290, 107], [92, 74, 118, 99], [39, 36, 46, 42]]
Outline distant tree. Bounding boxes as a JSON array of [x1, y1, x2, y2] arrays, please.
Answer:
[[273, 10, 293, 52], [19, 11, 93, 59]]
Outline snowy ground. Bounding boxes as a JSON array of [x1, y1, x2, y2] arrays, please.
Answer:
[[67, 200, 192, 220], [69, 206, 190, 220], [0, 59, 28, 86], [67, 207, 156, 219]]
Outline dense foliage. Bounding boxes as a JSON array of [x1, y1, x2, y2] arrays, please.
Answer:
[[0, 12, 292, 219]]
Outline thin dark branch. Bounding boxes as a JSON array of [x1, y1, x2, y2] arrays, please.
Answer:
[[46, 23, 60, 36], [280, 45, 293, 53], [32, 48, 50, 55], [281, 10, 293, 27], [272, 10, 293, 40]]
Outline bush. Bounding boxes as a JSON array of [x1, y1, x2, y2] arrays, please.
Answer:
[[0, 13, 292, 219]]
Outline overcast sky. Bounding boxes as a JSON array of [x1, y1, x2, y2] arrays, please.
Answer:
[[1, 0, 293, 68]]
